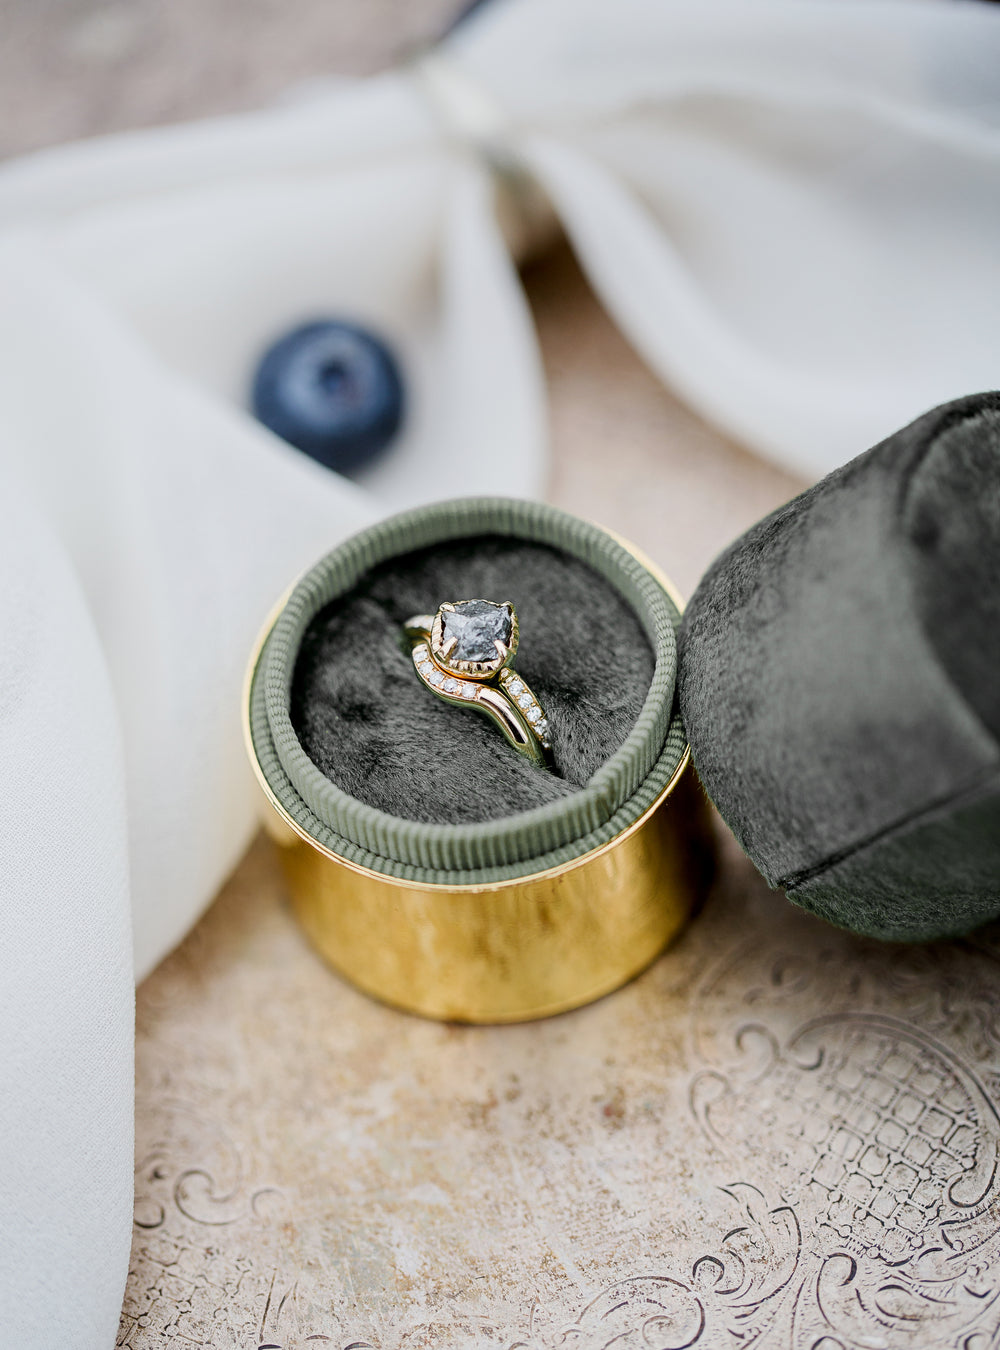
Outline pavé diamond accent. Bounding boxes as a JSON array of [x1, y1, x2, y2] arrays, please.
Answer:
[[428, 669, 444, 686], [444, 678, 460, 693], [517, 692, 531, 708]]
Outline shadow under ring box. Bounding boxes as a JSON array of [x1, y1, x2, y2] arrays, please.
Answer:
[[245, 496, 712, 1023]]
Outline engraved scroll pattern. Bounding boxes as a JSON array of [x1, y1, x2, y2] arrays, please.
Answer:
[[512, 1014, 1000, 1350]]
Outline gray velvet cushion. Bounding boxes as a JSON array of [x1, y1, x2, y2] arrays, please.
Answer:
[[251, 497, 686, 883], [291, 535, 655, 824], [678, 392, 1000, 942]]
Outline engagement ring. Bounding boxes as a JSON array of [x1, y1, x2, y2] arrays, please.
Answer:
[[403, 599, 551, 766]]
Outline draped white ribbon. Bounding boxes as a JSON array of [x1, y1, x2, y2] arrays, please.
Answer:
[[1, 0, 998, 1340]]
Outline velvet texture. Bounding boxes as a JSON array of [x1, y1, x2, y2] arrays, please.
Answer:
[[252, 497, 686, 882], [679, 392, 1000, 942], [291, 536, 655, 824]]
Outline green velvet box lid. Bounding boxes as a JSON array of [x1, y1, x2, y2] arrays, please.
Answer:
[[679, 392, 1000, 943]]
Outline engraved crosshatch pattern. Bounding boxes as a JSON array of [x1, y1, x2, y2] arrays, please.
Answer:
[[120, 833, 1000, 1350], [687, 1015, 1000, 1347]]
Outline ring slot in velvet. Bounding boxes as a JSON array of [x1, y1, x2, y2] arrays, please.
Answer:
[[679, 392, 1000, 942], [251, 497, 688, 882]]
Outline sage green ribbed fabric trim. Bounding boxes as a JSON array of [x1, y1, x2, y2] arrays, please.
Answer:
[[251, 654, 689, 884], [256, 497, 682, 876]]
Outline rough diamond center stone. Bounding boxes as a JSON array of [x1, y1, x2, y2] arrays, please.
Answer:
[[442, 600, 512, 664]]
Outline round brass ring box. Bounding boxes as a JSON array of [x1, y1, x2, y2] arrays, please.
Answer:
[[243, 502, 711, 1024]]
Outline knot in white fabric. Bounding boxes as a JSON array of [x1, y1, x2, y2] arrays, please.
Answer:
[[410, 50, 558, 260], [410, 49, 511, 158]]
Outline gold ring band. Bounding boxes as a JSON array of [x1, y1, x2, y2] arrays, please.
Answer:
[[404, 600, 551, 766]]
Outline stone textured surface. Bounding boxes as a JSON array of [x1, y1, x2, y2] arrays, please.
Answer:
[[0, 0, 462, 159], [120, 832, 1000, 1349]]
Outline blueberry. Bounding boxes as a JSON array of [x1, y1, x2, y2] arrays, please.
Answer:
[[251, 319, 404, 474]]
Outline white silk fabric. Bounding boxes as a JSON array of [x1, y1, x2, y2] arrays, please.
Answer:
[[0, 0, 998, 1341]]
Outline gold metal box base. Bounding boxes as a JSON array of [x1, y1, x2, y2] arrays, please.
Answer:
[[244, 527, 711, 1023], [251, 749, 709, 1024]]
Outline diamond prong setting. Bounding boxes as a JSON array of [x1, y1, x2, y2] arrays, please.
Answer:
[[429, 599, 518, 677]]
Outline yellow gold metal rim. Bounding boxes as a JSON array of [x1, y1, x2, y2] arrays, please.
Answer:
[[245, 683, 691, 893]]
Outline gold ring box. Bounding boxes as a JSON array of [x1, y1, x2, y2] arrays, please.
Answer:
[[244, 498, 712, 1023]]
